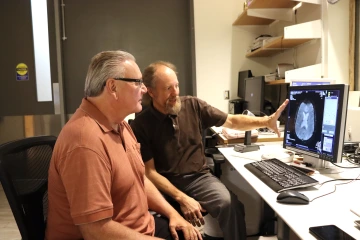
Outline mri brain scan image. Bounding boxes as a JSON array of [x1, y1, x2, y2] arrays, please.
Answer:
[[295, 102, 315, 140]]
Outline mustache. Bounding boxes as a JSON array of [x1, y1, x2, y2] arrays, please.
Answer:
[[167, 96, 179, 102]]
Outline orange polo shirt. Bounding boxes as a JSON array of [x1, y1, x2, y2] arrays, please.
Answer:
[[45, 98, 154, 240]]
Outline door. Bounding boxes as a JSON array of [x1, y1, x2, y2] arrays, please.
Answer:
[[0, 0, 61, 144]]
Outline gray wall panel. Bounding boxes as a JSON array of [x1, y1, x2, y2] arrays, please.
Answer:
[[62, 0, 194, 113]]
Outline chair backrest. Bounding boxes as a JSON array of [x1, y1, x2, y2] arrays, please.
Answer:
[[0, 135, 57, 240]]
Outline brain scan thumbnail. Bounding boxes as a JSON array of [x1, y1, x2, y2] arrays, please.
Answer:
[[295, 101, 315, 141]]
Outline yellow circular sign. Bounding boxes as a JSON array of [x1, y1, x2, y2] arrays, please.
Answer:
[[16, 63, 28, 76]]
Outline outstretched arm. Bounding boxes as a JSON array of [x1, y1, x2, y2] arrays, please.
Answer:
[[145, 159, 206, 227], [222, 99, 289, 137]]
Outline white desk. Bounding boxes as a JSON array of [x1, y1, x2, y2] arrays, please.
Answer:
[[211, 126, 284, 144], [219, 143, 360, 239]]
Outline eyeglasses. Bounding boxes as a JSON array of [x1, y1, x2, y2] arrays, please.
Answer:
[[113, 78, 144, 87]]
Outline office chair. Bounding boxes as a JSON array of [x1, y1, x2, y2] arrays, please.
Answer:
[[0, 135, 57, 240], [203, 128, 225, 178]]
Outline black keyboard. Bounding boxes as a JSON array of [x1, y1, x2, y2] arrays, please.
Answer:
[[244, 158, 319, 193]]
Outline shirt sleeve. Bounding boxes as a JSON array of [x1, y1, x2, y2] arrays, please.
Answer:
[[58, 147, 113, 225], [195, 97, 228, 129], [130, 120, 153, 163]]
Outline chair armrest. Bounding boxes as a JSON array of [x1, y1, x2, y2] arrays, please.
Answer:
[[212, 153, 225, 164]]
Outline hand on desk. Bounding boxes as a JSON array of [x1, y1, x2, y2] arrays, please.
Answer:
[[179, 195, 206, 227]]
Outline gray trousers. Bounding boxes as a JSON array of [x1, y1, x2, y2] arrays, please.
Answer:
[[169, 172, 247, 240]]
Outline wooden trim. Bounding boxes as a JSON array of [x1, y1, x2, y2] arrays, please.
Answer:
[[266, 79, 288, 85], [24, 115, 34, 137], [349, 0, 355, 90], [249, 0, 298, 9]]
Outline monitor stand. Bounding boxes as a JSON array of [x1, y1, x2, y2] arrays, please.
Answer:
[[303, 156, 344, 174], [234, 131, 260, 153]]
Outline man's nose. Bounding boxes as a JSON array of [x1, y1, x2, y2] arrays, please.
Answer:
[[170, 87, 178, 95]]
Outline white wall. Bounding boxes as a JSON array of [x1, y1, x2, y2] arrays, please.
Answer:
[[194, 0, 351, 113], [324, 0, 350, 83], [193, 0, 239, 112], [194, 0, 273, 112]]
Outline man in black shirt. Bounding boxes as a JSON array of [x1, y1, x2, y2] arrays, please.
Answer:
[[131, 61, 288, 240]]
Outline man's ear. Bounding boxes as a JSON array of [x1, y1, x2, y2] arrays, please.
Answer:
[[147, 88, 154, 98], [105, 79, 118, 99]]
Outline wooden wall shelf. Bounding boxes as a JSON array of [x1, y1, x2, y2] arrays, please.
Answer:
[[233, 11, 274, 25], [246, 37, 315, 58], [266, 79, 288, 85], [233, 0, 299, 26]]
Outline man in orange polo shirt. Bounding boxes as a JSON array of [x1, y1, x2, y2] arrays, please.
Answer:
[[46, 50, 201, 240]]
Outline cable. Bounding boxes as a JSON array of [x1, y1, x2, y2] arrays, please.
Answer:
[[343, 154, 360, 165], [331, 162, 360, 169], [309, 173, 360, 202], [318, 178, 360, 188], [292, 9, 298, 68]]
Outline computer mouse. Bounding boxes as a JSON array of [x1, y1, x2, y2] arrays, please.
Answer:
[[277, 190, 309, 205]]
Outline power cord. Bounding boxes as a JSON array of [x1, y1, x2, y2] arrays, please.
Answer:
[[309, 173, 360, 202], [330, 156, 360, 169]]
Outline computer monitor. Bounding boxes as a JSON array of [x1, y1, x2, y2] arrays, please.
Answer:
[[244, 76, 264, 116], [290, 78, 335, 86], [283, 84, 349, 172], [237, 70, 253, 99]]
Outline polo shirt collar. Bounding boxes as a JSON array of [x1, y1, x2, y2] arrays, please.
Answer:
[[79, 98, 114, 133]]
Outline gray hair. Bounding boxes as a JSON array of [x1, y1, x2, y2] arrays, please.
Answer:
[[84, 50, 135, 97]]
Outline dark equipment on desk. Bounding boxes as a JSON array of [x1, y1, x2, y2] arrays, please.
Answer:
[[229, 99, 248, 114], [244, 158, 319, 193], [228, 69, 252, 115], [276, 190, 309, 204], [343, 142, 359, 154], [237, 70, 253, 99], [233, 109, 260, 153], [309, 225, 355, 240], [233, 131, 260, 152]]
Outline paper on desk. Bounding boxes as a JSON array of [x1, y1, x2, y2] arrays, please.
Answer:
[[231, 144, 284, 162], [222, 128, 258, 139]]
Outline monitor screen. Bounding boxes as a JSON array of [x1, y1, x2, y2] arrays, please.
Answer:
[[237, 70, 253, 99], [283, 84, 349, 166], [244, 76, 264, 116], [290, 79, 335, 86]]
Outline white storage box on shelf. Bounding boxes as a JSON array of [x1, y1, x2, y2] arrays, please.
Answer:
[[284, 19, 322, 39], [285, 64, 322, 82], [264, 73, 277, 82]]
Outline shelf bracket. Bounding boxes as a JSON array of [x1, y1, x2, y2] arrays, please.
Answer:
[[247, 8, 293, 22]]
